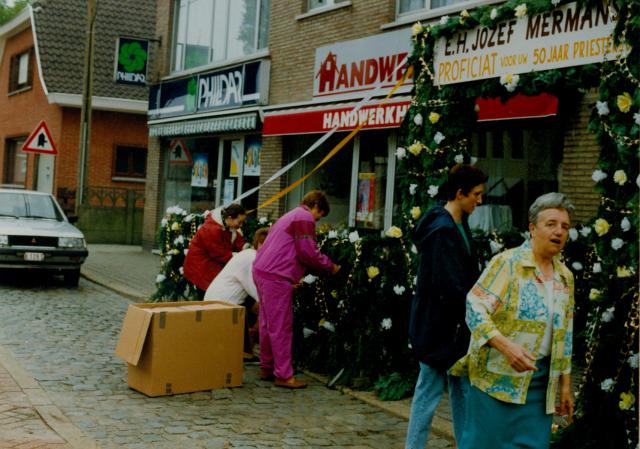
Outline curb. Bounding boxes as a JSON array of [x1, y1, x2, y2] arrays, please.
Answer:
[[0, 345, 103, 449], [303, 370, 455, 442], [80, 268, 146, 303]]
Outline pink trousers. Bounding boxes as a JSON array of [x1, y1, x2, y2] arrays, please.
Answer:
[[253, 272, 294, 380]]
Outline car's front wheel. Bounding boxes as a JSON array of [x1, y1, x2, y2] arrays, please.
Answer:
[[63, 269, 81, 287]]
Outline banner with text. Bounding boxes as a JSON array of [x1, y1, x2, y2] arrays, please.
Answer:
[[434, 2, 630, 85]]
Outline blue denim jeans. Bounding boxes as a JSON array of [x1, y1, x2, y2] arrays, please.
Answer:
[[405, 362, 469, 449]]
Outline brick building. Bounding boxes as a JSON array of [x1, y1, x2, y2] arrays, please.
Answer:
[[143, 0, 602, 248], [0, 0, 156, 243]]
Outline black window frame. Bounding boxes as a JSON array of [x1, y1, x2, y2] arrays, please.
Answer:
[[8, 48, 34, 94], [112, 145, 147, 179]]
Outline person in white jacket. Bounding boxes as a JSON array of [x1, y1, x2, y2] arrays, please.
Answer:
[[204, 227, 268, 358]]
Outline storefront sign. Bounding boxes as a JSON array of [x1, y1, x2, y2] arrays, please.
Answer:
[[434, 2, 630, 85], [115, 37, 148, 85], [148, 60, 268, 119], [313, 29, 413, 101], [263, 99, 410, 136]]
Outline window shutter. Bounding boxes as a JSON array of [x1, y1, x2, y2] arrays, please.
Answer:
[[9, 54, 19, 92]]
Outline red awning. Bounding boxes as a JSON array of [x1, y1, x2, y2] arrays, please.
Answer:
[[475, 93, 558, 122], [263, 98, 411, 136]]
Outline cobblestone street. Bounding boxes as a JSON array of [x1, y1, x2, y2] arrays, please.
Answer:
[[0, 275, 454, 449]]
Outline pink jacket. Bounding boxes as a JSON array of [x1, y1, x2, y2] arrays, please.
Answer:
[[253, 205, 334, 282]]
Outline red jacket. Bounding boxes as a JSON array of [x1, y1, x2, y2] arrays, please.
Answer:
[[183, 211, 246, 291]]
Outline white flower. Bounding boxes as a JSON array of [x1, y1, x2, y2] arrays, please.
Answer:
[[259, 217, 268, 225], [571, 261, 583, 271], [514, 3, 527, 17], [470, 156, 478, 165], [440, 15, 449, 25], [155, 274, 166, 283], [637, 174, 640, 188], [413, 113, 423, 126], [601, 378, 615, 392], [348, 230, 360, 243], [174, 235, 185, 246], [568, 228, 578, 241], [321, 321, 335, 332], [621, 217, 631, 232], [302, 327, 316, 338], [602, 307, 615, 323], [184, 249, 189, 256], [611, 238, 624, 250], [327, 230, 338, 239], [628, 353, 639, 369], [179, 266, 184, 275], [490, 8, 498, 19], [434, 132, 445, 145], [551, 0, 561, 5], [395, 147, 407, 159], [613, 170, 628, 185], [579, 226, 592, 237], [184, 214, 193, 223], [489, 240, 503, 254], [411, 244, 418, 254], [596, 101, 609, 116], [592, 262, 602, 273], [413, 275, 418, 286], [161, 218, 168, 227], [409, 183, 418, 195], [500, 73, 520, 92], [380, 318, 393, 330], [393, 285, 406, 295], [592, 169, 608, 182], [303, 274, 318, 284], [454, 154, 464, 164], [427, 185, 439, 197], [412, 22, 423, 36], [634, 112, 640, 126]]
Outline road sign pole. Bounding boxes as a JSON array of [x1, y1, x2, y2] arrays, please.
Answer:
[[76, 0, 97, 216]]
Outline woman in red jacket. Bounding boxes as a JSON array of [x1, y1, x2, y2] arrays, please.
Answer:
[[183, 203, 247, 299]]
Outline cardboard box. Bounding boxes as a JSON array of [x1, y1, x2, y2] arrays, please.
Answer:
[[115, 301, 244, 396]]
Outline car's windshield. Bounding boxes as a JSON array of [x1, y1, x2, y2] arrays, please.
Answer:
[[0, 192, 63, 221]]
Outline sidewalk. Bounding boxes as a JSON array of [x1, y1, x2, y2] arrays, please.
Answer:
[[80, 244, 456, 441]]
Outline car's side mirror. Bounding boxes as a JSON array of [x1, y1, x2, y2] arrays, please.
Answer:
[[68, 215, 79, 224]]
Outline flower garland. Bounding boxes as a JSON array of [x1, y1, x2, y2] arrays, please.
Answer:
[[404, 0, 638, 446]]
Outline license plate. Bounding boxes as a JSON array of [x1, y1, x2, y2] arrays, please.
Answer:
[[24, 252, 45, 262]]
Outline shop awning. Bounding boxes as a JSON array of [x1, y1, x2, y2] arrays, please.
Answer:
[[475, 93, 558, 122], [263, 97, 411, 136], [148, 112, 258, 137]]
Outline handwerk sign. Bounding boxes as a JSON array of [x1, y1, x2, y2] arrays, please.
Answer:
[[434, 1, 630, 85]]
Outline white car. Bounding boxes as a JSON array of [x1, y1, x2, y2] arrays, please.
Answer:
[[0, 189, 88, 286]]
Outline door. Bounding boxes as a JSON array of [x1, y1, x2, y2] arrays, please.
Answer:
[[36, 154, 55, 193], [217, 138, 244, 206]]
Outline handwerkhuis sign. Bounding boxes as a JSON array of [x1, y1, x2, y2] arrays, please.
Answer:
[[22, 121, 58, 155]]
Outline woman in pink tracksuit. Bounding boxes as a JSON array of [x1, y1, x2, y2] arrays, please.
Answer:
[[252, 190, 340, 389]]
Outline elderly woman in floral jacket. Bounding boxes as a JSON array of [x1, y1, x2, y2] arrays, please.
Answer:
[[451, 192, 575, 449]]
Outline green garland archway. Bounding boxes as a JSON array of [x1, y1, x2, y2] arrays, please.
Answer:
[[401, 0, 638, 447]]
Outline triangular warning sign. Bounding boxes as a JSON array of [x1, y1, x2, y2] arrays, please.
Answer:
[[22, 121, 58, 155], [169, 139, 192, 165]]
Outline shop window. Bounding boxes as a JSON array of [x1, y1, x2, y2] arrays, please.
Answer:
[[171, 0, 270, 72], [8, 49, 33, 93], [113, 146, 147, 179], [398, 0, 469, 15], [3, 138, 27, 186], [469, 118, 563, 232]]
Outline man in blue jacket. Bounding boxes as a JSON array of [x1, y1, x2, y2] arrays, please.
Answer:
[[405, 164, 487, 449]]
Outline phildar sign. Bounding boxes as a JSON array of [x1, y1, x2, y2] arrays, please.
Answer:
[[434, 1, 630, 85], [313, 28, 413, 101]]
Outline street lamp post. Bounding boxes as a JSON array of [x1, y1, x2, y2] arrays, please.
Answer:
[[75, 0, 97, 216]]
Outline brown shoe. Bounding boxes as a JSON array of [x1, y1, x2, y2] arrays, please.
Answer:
[[274, 376, 307, 389], [258, 369, 275, 381]]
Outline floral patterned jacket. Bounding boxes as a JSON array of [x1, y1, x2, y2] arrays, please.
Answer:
[[450, 240, 574, 414]]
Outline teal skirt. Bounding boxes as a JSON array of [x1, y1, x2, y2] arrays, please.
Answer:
[[459, 358, 553, 449]]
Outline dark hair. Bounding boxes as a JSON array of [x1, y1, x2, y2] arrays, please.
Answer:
[[444, 164, 488, 200], [221, 203, 246, 220], [252, 227, 269, 249], [301, 190, 330, 216]]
